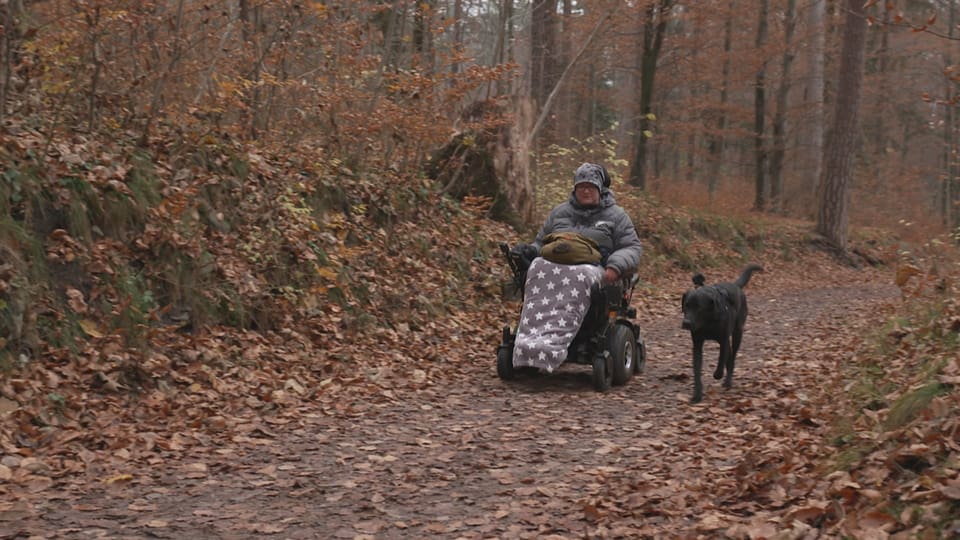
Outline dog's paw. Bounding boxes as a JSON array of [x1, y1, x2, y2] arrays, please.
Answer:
[[690, 394, 703, 404], [713, 369, 724, 380]]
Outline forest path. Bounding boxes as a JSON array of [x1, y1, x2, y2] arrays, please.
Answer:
[[14, 265, 899, 539]]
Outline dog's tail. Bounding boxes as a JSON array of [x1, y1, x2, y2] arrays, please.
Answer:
[[692, 273, 705, 287], [735, 264, 764, 288]]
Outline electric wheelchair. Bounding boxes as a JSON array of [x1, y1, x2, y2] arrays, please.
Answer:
[[495, 243, 647, 391]]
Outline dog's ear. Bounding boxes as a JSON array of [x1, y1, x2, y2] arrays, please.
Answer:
[[681, 291, 687, 311], [692, 273, 705, 287]]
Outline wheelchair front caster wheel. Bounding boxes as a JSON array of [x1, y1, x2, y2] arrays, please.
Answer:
[[592, 352, 612, 392]]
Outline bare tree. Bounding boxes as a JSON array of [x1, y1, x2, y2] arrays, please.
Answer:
[[413, 0, 435, 70], [942, 2, 957, 231], [816, 0, 868, 251], [530, 0, 559, 133], [0, 1, 26, 121], [490, 0, 514, 98], [769, 0, 797, 214], [628, 0, 672, 189], [557, 0, 573, 139], [707, 0, 735, 198], [753, 0, 769, 211], [451, 0, 464, 75], [804, 0, 825, 209], [141, 0, 188, 146]]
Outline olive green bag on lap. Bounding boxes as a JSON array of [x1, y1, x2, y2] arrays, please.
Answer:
[[540, 232, 602, 265]]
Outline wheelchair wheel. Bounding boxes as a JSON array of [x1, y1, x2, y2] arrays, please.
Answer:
[[497, 326, 516, 380], [592, 351, 612, 392], [497, 346, 515, 380], [608, 324, 635, 386], [634, 333, 647, 375]]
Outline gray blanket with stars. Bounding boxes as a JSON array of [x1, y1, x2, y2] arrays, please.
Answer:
[[511, 257, 603, 372]]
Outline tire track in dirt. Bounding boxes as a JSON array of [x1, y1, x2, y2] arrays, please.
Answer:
[[24, 275, 899, 539]]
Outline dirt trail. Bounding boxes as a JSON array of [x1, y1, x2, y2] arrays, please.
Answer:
[[13, 268, 899, 539]]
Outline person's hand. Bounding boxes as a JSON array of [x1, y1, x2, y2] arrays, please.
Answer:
[[510, 243, 539, 270], [604, 267, 620, 283]]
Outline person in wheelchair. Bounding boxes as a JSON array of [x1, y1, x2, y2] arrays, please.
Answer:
[[507, 162, 642, 375]]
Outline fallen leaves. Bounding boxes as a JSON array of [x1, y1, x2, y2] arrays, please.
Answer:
[[1, 214, 956, 539], [0, 397, 17, 416], [101, 473, 133, 484]]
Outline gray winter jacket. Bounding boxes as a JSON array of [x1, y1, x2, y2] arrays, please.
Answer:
[[533, 188, 642, 277]]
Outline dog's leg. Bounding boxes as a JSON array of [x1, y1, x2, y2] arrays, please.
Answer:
[[716, 336, 731, 385], [692, 336, 705, 403], [727, 328, 742, 389]]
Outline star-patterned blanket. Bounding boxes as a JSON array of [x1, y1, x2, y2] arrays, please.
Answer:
[[512, 257, 604, 372]]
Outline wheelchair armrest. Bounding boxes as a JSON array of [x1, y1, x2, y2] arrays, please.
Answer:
[[607, 272, 639, 313], [598, 282, 622, 310], [615, 271, 638, 289], [500, 243, 531, 301]]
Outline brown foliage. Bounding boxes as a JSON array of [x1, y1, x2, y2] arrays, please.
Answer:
[[11, 1, 511, 170]]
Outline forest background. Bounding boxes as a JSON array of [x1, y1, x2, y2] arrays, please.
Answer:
[[1, 0, 960, 537]]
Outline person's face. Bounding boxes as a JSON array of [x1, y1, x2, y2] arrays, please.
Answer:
[[574, 183, 600, 206]]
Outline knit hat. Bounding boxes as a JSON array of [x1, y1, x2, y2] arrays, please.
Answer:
[[573, 163, 605, 191]]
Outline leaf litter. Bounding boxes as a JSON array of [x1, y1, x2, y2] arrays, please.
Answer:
[[4, 218, 958, 537]]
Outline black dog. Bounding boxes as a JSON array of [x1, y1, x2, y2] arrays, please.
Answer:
[[681, 264, 763, 403]]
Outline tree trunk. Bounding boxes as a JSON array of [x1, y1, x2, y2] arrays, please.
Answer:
[[944, 2, 958, 232], [805, 0, 825, 211], [586, 62, 596, 135], [491, 0, 513, 97], [531, 0, 558, 139], [864, 8, 890, 205], [629, 0, 671, 189], [816, 0, 867, 251], [238, 0, 264, 139], [0, 0, 27, 122], [558, 0, 573, 139], [707, 0, 735, 197], [85, 6, 104, 133], [753, 0, 769, 211], [379, 0, 406, 73], [0, 4, 9, 122], [140, 0, 187, 146], [945, 77, 955, 231], [685, 14, 702, 185], [451, 0, 463, 75], [413, 0, 435, 70], [509, 95, 536, 225], [769, 0, 796, 214]]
